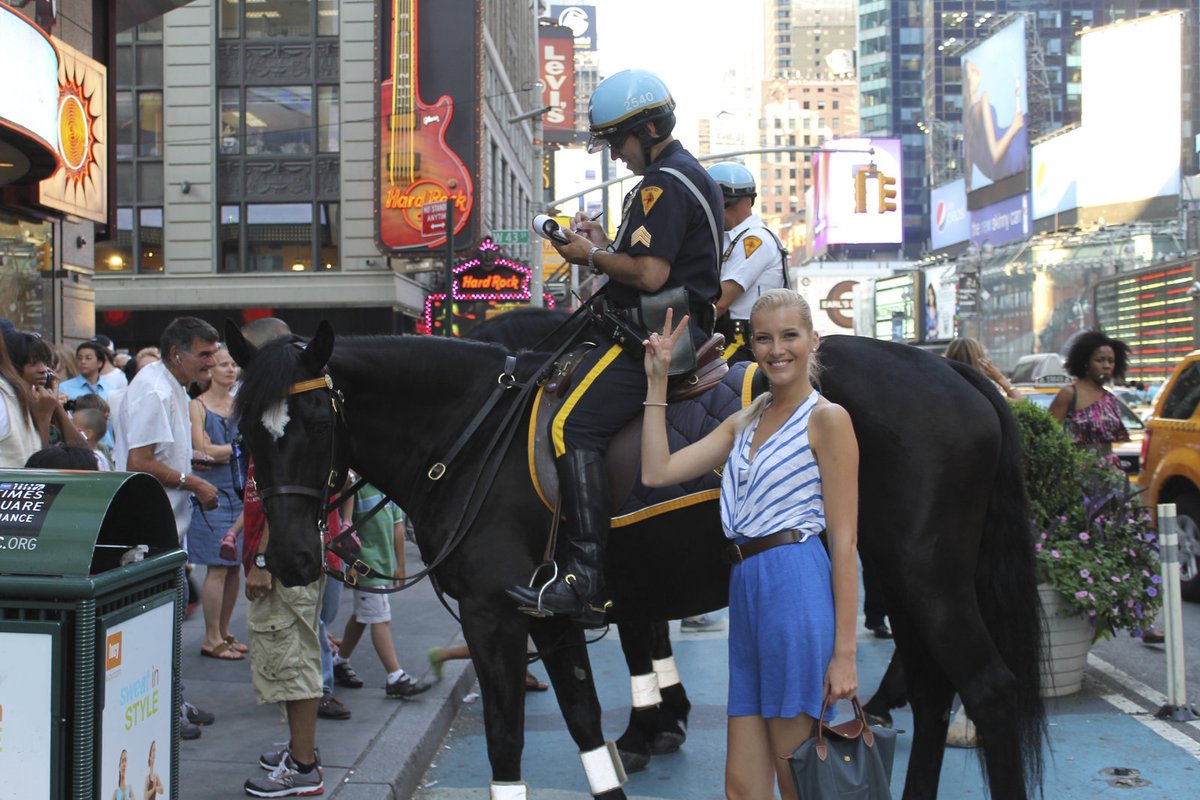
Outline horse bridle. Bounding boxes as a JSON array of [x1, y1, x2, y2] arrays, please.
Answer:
[[257, 372, 348, 511]]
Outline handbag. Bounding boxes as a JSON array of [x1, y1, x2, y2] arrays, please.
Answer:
[[788, 696, 897, 800]]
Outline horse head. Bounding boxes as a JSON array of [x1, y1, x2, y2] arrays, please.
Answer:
[[227, 320, 348, 587]]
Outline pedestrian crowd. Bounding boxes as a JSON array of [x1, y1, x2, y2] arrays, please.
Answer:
[[0, 315, 434, 798]]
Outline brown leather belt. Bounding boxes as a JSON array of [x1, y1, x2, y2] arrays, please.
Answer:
[[723, 529, 804, 564]]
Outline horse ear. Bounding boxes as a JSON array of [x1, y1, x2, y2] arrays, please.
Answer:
[[301, 320, 335, 372], [225, 319, 256, 368]]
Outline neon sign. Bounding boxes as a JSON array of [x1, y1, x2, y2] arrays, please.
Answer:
[[421, 238, 555, 334]]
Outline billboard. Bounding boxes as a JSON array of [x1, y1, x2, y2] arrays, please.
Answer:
[[377, 0, 479, 254], [539, 26, 576, 144], [549, 4, 597, 51], [961, 17, 1028, 207], [923, 264, 958, 341], [930, 178, 969, 251], [873, 272, 917, 342], [969, 192, 1030, 248], [810, 137, 902, 254], [38, 37, 107, 223], [1030, 127, 1083, 221], [1078, 12, 1182, 210]]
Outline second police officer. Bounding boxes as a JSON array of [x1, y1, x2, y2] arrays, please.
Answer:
[[707, 161, 790, 363], [506, 69, 723, 625]]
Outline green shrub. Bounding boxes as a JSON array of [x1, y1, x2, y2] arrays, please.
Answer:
[[1011, 401, 1082, 528]]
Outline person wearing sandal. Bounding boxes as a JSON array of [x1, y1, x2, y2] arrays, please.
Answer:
[[188, 345, 247, 661]]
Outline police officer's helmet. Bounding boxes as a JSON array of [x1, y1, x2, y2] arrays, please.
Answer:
[[707, 162, 757, 203], [587, 69, 677, 154]]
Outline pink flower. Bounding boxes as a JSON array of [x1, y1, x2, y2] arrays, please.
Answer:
[[1075, 590, 1090, 599], [1080, 569, 1091, 578], [1035, 543, 1043, 553], [1079, 532, 1090, 542], [1051, 549, 1061, 559]]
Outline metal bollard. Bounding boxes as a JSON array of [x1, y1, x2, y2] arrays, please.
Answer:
[[1153, 504, 1198, 721]]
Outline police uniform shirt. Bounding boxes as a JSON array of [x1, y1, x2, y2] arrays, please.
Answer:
[[722, 213, 786, 320], [608, 140, 722, 310]]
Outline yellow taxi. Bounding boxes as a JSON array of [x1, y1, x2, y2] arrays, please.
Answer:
[[1138, 350, 1200, 600]]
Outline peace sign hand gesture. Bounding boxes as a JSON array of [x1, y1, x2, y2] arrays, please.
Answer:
[[643, 309, 690, 386]]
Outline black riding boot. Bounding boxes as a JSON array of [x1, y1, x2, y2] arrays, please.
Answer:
[[506, 450, 612, 627]]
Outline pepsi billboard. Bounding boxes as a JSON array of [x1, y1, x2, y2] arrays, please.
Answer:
[[931, 179, 969, 251], [969, 192, 1030, 248]]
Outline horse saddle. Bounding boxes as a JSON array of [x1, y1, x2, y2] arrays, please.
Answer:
[[528, 344, 756, 520]]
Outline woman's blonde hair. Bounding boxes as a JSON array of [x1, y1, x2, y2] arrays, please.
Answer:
[[944, 337, 987, 369], [739, 289, 821, 425]]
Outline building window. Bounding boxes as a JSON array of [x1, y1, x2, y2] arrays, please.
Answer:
[[218, 202, 340, 273], [244, 87, 314, 155], [102, 22, 164, 274], [318, 86, 340, 153], [246, 0, 313, 38]]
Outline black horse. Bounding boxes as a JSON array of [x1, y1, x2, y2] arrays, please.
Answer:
[[469, 307, 692, 772], [227, 322, 1045, 800]]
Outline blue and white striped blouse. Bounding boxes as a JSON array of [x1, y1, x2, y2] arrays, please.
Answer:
[[719, 391, 824, 541]]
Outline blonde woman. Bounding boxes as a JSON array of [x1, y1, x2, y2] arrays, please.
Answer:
[[642, 289, 859, 800], [945, 337, 1023, 400], [188, 344, 246, 660]]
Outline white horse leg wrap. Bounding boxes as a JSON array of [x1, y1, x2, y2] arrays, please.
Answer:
[[652, 656, 681, 689], [629, 671, 661, 708], [489, 781, 529, 800], [580, 742, 627, 795]]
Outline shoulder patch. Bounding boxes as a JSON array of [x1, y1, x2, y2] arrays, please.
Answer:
[[631, 225, 653, 248], [640, 186, 664, 215], [742, 235, 763, 258]]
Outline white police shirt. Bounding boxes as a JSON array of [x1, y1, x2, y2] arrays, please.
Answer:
[[721, 213, 786, 320]]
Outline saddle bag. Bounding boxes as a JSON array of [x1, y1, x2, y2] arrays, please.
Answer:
[[598, 286, 698, 377]]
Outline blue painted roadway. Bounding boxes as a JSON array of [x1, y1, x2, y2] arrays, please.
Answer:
[[414, 616, 1200, 799]]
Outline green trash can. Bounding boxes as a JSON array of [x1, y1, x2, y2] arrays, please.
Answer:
[[0, 470, 184, 800]]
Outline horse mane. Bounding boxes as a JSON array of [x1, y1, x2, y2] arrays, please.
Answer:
[[235, 335, 308, 428]]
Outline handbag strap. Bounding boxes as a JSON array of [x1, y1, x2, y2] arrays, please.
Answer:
[[814, 695, 876, 761]]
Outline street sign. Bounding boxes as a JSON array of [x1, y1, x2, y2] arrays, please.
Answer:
[[421, 202, 447, 238], [492, 229, 529, 245]]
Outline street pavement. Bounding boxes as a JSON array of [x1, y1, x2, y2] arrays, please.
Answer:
[[180, 543, 1200, 799], [415, 613, 1200, 799], [180, 539, 478, 800]]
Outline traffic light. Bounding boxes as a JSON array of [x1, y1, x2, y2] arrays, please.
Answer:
[[878, 174, 897, 213], [853, 168, 872, 214]]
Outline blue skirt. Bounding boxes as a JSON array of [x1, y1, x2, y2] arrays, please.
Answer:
[[727, 535, 834, 719]]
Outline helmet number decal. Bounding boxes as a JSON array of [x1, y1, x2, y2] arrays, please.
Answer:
[[743, 236, 763, 258], [640, 186, 663, 216], [625, 91, 656, 111]]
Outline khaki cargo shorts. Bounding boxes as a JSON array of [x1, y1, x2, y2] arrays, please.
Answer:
[[247, 575, 324, 705]]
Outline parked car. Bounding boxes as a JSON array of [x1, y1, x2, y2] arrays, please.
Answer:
[[1009, 353, 1068, 385], [1137, 350, 1200, 601], [1013, 384, 1145, 479]]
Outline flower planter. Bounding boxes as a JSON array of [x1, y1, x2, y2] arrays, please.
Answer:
[[1038, 584, 1094, 697]]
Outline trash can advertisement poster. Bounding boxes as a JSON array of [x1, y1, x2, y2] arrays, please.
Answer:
[[99, 601, 174, 800], [0, 631, 54, 796]]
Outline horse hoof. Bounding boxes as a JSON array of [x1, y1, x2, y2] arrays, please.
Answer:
[[617, 748, 650, 774], [863, 710, 892, 728], [649, 730, 685, 755]]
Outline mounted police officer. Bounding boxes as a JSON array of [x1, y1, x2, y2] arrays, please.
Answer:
[[506, 69, 723, 625], [707, 161, 789, 363]]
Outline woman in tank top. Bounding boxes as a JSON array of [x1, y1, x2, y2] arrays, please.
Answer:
[[1049, 331, 1131, 460], [641, 288, 859, 800]]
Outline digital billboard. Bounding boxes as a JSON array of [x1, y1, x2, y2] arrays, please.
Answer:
[[810, 137, 902, 254], [1095, 262, 1196, 382], [1030, 127, 1083, 221], [961, 17, 1028, 208], [930, 178, 969, 251], [1079, 12, 1182, 210], [923, 264, 958, 341], [873, 272, 917, 342], [969, 192, 1030, 248]]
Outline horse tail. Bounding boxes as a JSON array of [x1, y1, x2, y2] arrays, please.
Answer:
[[949, 362, 1046, 796]]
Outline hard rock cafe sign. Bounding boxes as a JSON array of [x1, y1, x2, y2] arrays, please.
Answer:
[[377, 0, 474, 252], [38, 37, 107, 223]]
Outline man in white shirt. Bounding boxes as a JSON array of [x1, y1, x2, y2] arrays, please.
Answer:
[[113, 316, 220, 739], [707, 161, 789, 363]]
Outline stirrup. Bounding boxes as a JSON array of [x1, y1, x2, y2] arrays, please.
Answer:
[[515, 561, 559, 618]]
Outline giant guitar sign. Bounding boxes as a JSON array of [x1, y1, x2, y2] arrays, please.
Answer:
[[377, 0, 478, 253]]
